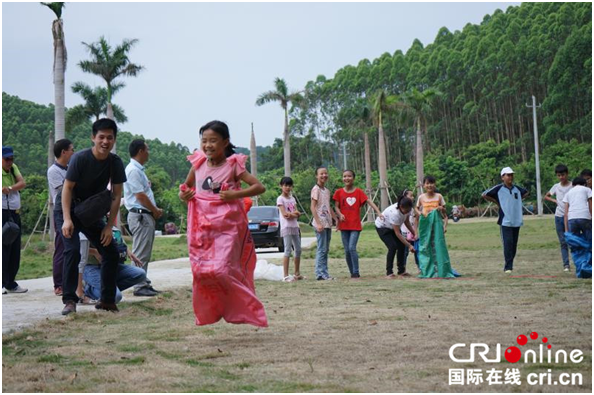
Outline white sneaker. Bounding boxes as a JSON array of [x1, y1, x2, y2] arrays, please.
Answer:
[[2, 287, 6, 295], [6, 285, 28, 293], [504, 270, 513, 274], [563, 267, 570, 272]]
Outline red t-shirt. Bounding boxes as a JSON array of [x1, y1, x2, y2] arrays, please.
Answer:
[[332, 188, 368, 231]]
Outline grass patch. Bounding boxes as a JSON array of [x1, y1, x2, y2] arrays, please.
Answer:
[[3, 217, 591, 392]]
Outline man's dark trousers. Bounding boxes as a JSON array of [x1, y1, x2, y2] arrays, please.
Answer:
[[2, 209, 22, 290], [52, 213, 64, 289], [500, 225, 520, 271], [54, 207, 118, 304]]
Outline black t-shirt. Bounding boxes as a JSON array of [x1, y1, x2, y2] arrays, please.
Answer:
[[66, 148, 126, 201]]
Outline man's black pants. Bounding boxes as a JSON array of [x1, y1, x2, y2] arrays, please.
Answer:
[[2, 209, 22, 290], [376, 227, 406, 275]]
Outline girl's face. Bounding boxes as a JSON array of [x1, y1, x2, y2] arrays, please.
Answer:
[[400, 205, 412, 215], [424, 181, 436, 193], [281, 184, 293, 195], [342, 171, 354, 187], [201, 129, 228, 161], [316, 168, 328, 185], [405, 191, 414, 201]]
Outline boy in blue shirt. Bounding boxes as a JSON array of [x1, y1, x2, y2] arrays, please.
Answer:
[[482, 167, 530, 273]]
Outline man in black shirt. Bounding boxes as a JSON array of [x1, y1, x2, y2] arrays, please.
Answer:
[[55, 118, 127, 315]]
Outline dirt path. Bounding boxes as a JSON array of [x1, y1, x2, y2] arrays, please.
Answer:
[[1, 238, 316, 334]]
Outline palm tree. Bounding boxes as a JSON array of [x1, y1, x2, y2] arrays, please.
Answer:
[[400, 88, 441, 195], [256, 78, 303, 176], [66, 82, 127, 132], [41, 2, 66, 140], [78, 37, 143, 121], [371, 90, 399, 210]]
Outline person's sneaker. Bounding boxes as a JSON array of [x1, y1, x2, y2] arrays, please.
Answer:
[[148, 286, 162, 293], [2, 287, 6, 295], [316, 276, 325, 281], [54, 287, 63, 296], [322, 276, 335, 281], [61, 301, 77, 316], [6, 285, 28, 293], [95, 301, 119, 312], [563, 266, 570, 272], [133, 287, 158, 297], [504, 270, 513, 274]]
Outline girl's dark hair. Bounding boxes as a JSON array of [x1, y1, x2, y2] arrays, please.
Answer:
[[343, 169, 355, 178], [581, 169, 592, 177], [199, 120, 236, 158], [315, 167, 327, 176], [280, 177, 293, 186], [572, 177, 587, 186], [400, 188, 412, 199], [397, 196, 413, 210], [423, 175, 436, 184]]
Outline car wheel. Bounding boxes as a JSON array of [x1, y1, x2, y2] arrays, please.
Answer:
[[277, 240, 285, 253]]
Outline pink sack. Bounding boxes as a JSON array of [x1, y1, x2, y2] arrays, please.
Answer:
[[182, 153, 268, 327]]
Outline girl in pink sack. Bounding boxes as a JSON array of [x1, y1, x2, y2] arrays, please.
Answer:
[[178, 120, 268, 327]]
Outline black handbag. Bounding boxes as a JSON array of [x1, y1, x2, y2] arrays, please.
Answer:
[[73, 155, 114, 227], [2, 196, 20, 245]]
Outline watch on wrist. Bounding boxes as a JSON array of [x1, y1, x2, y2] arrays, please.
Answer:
[[8, 186, 13, 191]]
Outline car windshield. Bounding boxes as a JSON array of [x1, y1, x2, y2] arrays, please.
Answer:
[[248, 207, 279, 220]]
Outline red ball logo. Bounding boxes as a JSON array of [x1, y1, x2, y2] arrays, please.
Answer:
[[504, 346, 522, 363], [517, 334, 528, 346], [530, 332, 538, 340]]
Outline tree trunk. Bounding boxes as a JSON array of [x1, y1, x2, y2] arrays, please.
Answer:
[[283, 107, 291, 176], [416, 116, 424, 196], [378, 111, 389, 210], [364, 131, 372, 195], [53, 20, 66, 140]]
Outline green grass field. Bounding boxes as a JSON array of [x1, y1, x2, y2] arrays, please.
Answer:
[[3, 217, 591, 392]]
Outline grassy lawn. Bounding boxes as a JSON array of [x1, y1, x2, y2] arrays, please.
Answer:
[[3, 217, 591, 392]]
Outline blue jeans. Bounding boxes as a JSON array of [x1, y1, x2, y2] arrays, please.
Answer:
[[315, 228, 332, 278], [568, 219, 592, 242], [554, 216, 570, 267], [84, 263, 146, 303], [340, 230, 360, 276]]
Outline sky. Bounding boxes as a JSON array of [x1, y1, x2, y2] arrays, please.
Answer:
[[2, 2, 519, 151]]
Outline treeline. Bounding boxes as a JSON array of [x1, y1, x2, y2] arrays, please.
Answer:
[[283, 2, 591, 172]]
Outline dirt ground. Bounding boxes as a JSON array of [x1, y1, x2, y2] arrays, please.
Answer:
[[2, 221, 592, 393]]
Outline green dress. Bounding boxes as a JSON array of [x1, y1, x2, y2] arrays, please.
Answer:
[[417, 210, 456, 279]]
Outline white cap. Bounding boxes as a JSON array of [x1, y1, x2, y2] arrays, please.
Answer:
[[500, 167, 515, 176]]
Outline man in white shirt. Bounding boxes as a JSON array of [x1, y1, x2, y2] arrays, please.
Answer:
[[124, 139, 163, 297], [544, 164, 573, 271], [47, 139, 74, 295], [563, 177, 592, 242]]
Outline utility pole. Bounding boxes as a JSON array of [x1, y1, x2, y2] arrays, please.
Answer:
[[342, 142, 347, 170], [526, 95, 543, 216], [250, 123, 258, 207]]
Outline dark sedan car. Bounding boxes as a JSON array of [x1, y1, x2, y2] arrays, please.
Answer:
[[247, 206, 284, 252]]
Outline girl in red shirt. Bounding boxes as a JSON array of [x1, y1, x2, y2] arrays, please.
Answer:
[[333, 170, 383, 278]]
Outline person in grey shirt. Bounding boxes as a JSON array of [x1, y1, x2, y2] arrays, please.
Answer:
[[124, 139, 163, 297], [47, 139, 74, 296]]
